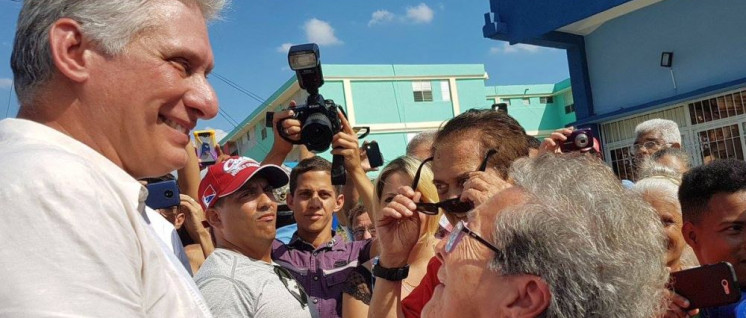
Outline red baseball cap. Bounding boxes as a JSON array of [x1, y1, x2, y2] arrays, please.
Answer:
[[198, 156, 289, 210]]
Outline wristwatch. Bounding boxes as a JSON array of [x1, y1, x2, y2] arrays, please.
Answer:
[[372, 259, 410, 281]]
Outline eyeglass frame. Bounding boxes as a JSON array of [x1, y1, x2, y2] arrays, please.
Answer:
[[631, 140, 674, 153], [352, 225, 377, 240], [411, 149, 498, 215], [445, 220, 503, 258]]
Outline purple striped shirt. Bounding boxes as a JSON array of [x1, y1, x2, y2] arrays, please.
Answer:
[[272, 233, 372, 318]]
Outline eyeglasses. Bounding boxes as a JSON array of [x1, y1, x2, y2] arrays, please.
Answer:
[[411, 149, 497, 214], [631, 140, 673, 153], [273, 265, 308, 309], [445, 221, 503, 258], [352, 225, 376, 240]]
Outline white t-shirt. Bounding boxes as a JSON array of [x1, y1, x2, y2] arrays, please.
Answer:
[[195, 248, 319, 318], [0, 118, 212, 317]]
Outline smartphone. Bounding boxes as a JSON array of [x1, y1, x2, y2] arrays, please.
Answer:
[[193, 130, 218, 166], [145, 180, 181, 210], [670, 262, 741, 310], [364, 141, 384, 168]]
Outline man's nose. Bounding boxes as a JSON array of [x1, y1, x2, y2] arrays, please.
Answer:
[[185, 76, 219, 120]]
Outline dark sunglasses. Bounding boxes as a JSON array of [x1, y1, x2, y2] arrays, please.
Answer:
[[273, 265, 308, 309], [411, 149, 497, 214], [446, 221, 503, 258]]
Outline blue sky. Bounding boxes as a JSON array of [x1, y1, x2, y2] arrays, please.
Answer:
[[0, 1, 569, 139]]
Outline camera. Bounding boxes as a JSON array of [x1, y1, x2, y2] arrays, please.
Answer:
[[560, 128, 595, 152], [274, 43, 344, 154]]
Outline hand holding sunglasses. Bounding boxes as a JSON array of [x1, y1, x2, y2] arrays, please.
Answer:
[[375, 185, 425, 267]]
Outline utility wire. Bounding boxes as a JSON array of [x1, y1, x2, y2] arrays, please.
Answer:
[[212, 72, 266, 104]]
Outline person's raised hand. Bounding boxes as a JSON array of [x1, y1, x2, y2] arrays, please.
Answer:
[[461, 170, 511, 208], [375, 185, 422, 268], [663, 288, 699, 318], [271, 100, 301, 155], [179, 194, 207, 234], [538, 127, 574, 155], [359, 141, 379, 173], [330, 109, 363, 174]]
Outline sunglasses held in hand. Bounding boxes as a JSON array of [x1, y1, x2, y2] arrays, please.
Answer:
[[411, 149, 497, 215]]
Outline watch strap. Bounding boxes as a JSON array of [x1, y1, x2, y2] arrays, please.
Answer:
[[372, 262, 410, 281]]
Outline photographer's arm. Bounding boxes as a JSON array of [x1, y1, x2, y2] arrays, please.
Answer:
[[331, 111, 375, 229], [177, 142, 214, 259], [262, 102, 302, 166]]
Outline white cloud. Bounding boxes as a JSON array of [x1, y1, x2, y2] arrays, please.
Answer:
[[276, 43, 293, 53], [368, 10, 395, 26], [490, 43, 542, 54], [0, 78, 12, 89], [304, 18, 342, 46], [405, 3, 434, 24]]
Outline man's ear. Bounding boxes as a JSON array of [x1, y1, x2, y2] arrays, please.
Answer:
[[334, 193, 345, 213], [286, 191, 294, 206], [671, 142, 682, 149], [174, 212, 186, 230], [48, 18, 94, 83], [682, 222, 698, 247], [206, 208, 222, 229], [503, 276, 551, 318]]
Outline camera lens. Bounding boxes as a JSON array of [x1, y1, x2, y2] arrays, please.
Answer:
[[164, 190, 174, 198], [574, 133, 590, 148], [302, 112, 334, 153]]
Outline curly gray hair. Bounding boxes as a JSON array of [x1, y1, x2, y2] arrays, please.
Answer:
[[497, 154, 668, 317], [634, 119, 681, 145], [11, 0, 228, 104]]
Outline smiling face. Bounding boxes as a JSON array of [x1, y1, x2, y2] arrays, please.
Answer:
[[83, 0, 218, 178], [287, 170, 343, 239], [210, 177, 278, 250], [685, 191, 746, 287], [422, 187, 528, 317]]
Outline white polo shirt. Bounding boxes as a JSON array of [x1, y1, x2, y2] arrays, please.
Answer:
[[0, 118, 212, 317]]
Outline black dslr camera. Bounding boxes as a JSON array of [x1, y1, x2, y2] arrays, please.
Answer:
[[276, 43, 348, 184]]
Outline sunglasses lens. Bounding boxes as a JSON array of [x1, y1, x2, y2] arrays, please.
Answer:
[[442, 199, 473, 213], [446, 222, 466, 253], [415, 203, 439, 215]]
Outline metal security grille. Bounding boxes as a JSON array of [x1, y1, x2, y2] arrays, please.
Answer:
[[609, 146, 636, 181], [688, 90, 746, 125], [697, 124, 744, 164]]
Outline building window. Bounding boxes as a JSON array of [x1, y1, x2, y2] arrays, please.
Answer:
[[261, 127, 267, 140], [609, 146, 636, 181], [246, 131, 251, 141], [688, 90, 746, 125], [564, 104, 575, 114], [412, 81, 433, 102], [440, 81, 450, 101], [698, 124, 744, 164], [522, 98, 530, 105], [540, 96, 554, 104]]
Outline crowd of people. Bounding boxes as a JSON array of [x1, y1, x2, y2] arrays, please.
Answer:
[[2, 1, 746, 317]]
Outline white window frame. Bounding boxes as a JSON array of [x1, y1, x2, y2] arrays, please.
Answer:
[[412, 81, 433, 102]]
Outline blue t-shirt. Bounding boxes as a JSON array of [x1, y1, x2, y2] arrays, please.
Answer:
[[701, 290, 746, 318]]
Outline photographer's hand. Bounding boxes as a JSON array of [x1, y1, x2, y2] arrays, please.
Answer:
[[359, 141, 378, 173], [331, 109, 364, 174], [538, 127, 574, 156], [263, 101, 301, 166]]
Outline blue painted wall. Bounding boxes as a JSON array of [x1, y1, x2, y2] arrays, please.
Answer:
[[585, 0, 746, 116], [352, 80, 455, 125]]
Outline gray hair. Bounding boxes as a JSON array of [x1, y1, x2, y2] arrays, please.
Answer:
[[637, 161, 683, 184], [634, 119, 681, 145], [498, 154, 668, 317], [651, 147, 690, 169], [406, 130, 437, 156], [11, 0, 228, 104]]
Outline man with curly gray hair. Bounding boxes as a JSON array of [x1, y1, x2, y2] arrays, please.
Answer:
[[0, 0, 227, 316], [420, 154, 668, 317]]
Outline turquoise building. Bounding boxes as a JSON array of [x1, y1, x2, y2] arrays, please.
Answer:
[[483, 0, 746, 180], [221, 64, 573, 170]]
